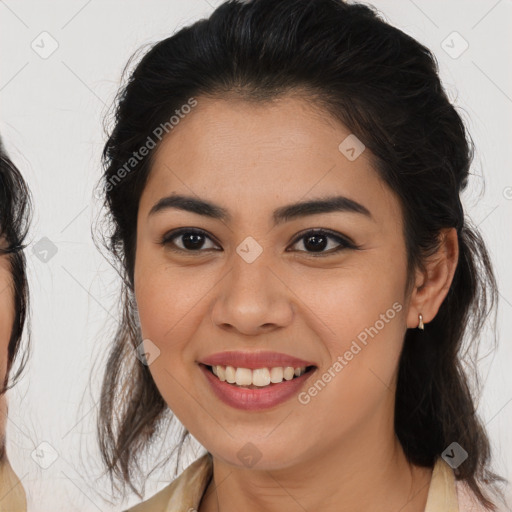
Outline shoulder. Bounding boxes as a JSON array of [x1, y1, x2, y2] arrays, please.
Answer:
[[455, 480, 509, 512], [456, 481, 486, 512], [124, 453, 213, 512], [425, 458, 506, 512]]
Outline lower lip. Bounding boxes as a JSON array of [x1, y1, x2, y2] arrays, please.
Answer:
[[199, 363, 316, 411]]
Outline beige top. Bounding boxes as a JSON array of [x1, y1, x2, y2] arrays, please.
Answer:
[[126, 453, 489, 512], [0, 457, 26, 512]]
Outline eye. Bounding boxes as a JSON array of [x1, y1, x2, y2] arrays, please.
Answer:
[[287, 229, 357, 256], [160, 227, 357, 256], [160, 228, 220, 253]]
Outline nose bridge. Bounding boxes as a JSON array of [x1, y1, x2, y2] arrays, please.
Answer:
[[232, 240, 272, 298], [227, 238, 276, 311]]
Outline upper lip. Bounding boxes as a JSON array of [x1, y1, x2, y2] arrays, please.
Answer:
[[199, 351, 316, 370]]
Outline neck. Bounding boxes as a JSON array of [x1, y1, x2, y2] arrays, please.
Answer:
[[199, 409, 432, 512], [0, 395, 27, 511], [0, 452, 27, 511]]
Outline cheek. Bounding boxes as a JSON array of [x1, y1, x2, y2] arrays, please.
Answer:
[[294, 258, 408, 430], [133, 249, 216, 397], [134, 258, 220, 423], [135, 260, 212, 345], [289, 245, 408, 351]]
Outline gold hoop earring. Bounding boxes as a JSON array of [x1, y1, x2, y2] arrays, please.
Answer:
[[418, 313, 424, 330]]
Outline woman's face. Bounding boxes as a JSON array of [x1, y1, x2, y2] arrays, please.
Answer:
[[134, 95, 418, 469]]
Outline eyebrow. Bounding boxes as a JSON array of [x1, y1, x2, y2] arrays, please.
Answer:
[[149, 193, 373, 224]]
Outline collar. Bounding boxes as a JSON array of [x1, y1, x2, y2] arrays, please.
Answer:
[[424, 457, 460, 512]]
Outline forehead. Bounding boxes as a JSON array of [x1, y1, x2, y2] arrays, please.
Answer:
[[141, 94, 401, 225], [153, 94, 350, 167]]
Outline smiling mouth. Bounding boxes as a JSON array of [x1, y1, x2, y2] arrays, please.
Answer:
[[203, 363, 317, 389]]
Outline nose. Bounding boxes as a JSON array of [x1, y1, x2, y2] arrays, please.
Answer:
[[210, 251, 294, 337]]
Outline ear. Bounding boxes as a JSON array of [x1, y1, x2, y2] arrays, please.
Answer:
[[406, 228, 459, 329]]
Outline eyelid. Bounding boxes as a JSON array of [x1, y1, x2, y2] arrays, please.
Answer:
[[160, 227, 220, 250], [288, 228, 357, 250]]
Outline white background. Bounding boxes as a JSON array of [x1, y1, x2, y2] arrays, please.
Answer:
[[1, 0, 511, 510]]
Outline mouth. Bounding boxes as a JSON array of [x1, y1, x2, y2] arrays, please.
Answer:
[[200, 363, 317, 390], [197, 351, 319, 410]]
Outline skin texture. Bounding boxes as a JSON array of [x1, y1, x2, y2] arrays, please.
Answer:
[[133, 95, 459, 512]]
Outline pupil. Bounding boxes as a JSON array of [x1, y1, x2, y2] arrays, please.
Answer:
[[183, 233, 204, 250], [304, 234, 327, 252]]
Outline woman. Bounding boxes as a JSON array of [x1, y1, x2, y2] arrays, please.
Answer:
[[0, 135, 31, 511], [97, 0, 508, 510]]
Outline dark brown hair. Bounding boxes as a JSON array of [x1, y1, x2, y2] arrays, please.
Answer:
[[0, 135, 31, 463], [0, 135, 31, 395], [96, 0, 505, 507]]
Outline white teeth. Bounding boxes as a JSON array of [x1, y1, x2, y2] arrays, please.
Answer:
[[252, 368, 271, 387], [210, 365, 309, 387], [235, 367, 252, 386], [225, 366, 236, 384], [269, 367, 283, 383], [284, 367, 295, 380], [217, 366, 226, 381]]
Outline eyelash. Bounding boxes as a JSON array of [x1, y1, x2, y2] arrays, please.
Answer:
[[159, 227, 359, 257]]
